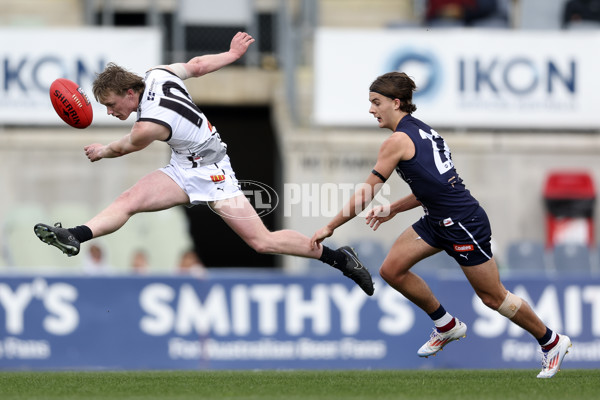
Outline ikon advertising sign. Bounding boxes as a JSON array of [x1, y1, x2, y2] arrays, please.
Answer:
[[0, 273, 598, 370], [314, 28, 600, 129], [0, 28, 161, 126]]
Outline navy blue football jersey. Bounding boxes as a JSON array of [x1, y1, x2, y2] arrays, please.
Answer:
[[395, 114, 479, 221]]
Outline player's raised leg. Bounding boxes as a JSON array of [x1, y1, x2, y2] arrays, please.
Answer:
[[84, 170, 189, 237], [34, 170, 189, 256], [211, 195, 375, 295]]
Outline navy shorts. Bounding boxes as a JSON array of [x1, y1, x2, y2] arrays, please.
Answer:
[[412, 206, 493, 267]]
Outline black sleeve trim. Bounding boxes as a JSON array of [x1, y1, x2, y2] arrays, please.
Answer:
[[371, 169, 387, 182], [138, 118, 173, 141]]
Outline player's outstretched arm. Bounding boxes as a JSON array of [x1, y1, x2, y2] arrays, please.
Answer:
[[165, 32, 255, 80], [84, 121, 169, 162], [310, 173, 384, 249]]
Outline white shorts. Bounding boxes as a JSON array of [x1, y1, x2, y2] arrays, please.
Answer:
[[160, 155, 243, 205]]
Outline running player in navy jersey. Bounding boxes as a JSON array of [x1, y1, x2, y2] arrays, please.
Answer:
[[311, 72, 570, 378], [33, 32, 373, 296]]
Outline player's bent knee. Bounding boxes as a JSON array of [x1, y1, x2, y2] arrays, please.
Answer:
[[114, 190, 140, 215], [379, 267, 390, 283], [379, 263, 395, 281], [379, 264, 407, 284], [496, 291, 522, 319]]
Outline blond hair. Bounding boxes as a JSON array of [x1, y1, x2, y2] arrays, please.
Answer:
[[92, 62, 145, 103]]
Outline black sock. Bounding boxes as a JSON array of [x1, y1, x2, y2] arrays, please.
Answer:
[[428, 304, 447, 321], [537, 327, 553, 346], [319, 246, 347, 270], [68, 225, 93, 243]]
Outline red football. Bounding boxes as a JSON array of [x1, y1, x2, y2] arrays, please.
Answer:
[[49, 78, 93, 129]]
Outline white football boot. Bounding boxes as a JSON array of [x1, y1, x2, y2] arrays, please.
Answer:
[[537, 335, 572, 379], [417, 318, 467, 358]]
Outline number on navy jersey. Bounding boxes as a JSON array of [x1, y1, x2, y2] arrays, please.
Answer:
[[419, 128, 454, 175]]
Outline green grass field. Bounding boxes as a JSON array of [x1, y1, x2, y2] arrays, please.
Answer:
[[0, 370, 598, 400]]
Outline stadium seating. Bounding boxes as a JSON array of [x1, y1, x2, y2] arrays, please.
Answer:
[[102, 207, 193, 273], [517, 0, 567, 30], [2, 203, 46, 267], [140, 207, 194, 273], [48, 202, 93, 229], [0, 201, 193, 274], [2, 203, 83, 269], [505, 240, 549, 273], [551, 243, 593, 275]]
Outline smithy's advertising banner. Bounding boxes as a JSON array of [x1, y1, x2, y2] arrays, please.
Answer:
[[0, 271, 598, 370]]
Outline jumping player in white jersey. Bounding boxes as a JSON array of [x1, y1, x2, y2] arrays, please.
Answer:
[[33, 32, 374, 296], [310, 72, 571, 378]]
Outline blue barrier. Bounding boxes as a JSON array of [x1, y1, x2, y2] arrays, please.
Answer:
[[0, 271, 598, 370]]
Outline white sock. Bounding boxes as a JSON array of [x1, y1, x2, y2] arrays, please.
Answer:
[[434, 313, 454, 329]]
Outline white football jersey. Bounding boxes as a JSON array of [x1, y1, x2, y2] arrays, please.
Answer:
[[138, 68, 227, 168]]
